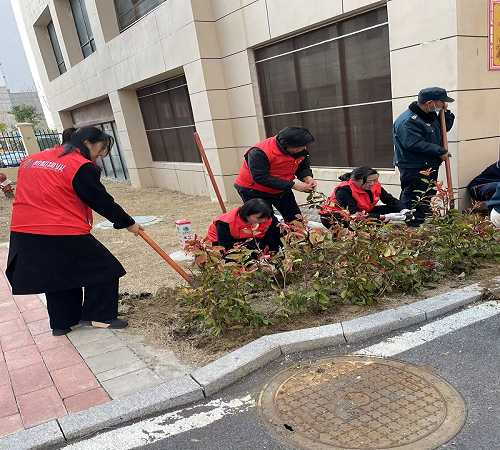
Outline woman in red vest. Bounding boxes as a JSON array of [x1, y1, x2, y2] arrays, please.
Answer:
[[6, 127, 143, 336], [319, 166, 409, 228], [207, 198, 280, 252]]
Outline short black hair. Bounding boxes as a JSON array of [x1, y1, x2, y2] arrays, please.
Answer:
[[237, 198, 273, 221], [339, 166, 378, 184], [59, 126, 114, 161], [276, 126, 315, 149]]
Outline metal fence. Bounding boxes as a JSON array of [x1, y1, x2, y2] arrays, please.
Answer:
[[0, 132, 26, 168], [36, 129, 62, 151]]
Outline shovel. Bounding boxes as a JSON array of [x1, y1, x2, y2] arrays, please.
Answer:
[[439, 109, 455, 208], [138, 230, 196, 286]]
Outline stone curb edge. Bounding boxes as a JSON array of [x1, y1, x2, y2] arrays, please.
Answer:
[[1, 281, 497, 449]]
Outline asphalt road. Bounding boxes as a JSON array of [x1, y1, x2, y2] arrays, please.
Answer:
[[63, 302, 500, 450]]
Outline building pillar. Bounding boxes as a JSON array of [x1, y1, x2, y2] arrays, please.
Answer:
[[17, 123, 39, 155]]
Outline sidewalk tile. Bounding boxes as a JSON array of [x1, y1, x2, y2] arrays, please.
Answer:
[[85, 347, 139, 374], [76, 335, 124, 359], [15, 298, 44, 313], [51, 362, 99, 399], [0, 291, 13, 302], [68, 327, 114, 346], [0, 308, 22, 324], [33, 332, 69, 353], [0, 414, 24, 438], [0, 361, 9, 387], [63, 387, 109, 414], [27, 319, 51, 336], [42, 344, 83, 372], [17, 386, 66, 429], [13, 295, 39, 303], [10, 362, 53, 396], [0, 319, 27, 337], [96, 360, 147, 383], [0, 385, 18, 419], [4, 345, 43, 371], [101, 368, 163, 399], [22, 308, 49, 324], [0, 330, 34, 352]]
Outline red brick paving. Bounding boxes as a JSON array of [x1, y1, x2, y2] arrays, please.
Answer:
[[0, 257, 110, 439]]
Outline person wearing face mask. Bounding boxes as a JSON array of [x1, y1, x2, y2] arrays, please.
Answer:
[[234, 126, 316, 223], [319, 166, 410, 228], [5, 127, 144, 336], [207, 198, 280, 252], [393, 87, 455, 227]]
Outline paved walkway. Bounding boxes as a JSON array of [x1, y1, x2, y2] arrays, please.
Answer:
[[0, 245, 188, 440]]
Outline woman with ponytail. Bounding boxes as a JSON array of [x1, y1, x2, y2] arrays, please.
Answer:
[[319, 166, 410, 228], [6, 127, 143, 336]]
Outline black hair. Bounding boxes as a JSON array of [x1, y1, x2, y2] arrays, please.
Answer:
[[276, 126, 315, 149], [59, 126, 114, 160], [338, 166, 378, 184], [237, 198, 273, 221]]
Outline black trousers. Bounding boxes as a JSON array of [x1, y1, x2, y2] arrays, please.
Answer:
[[320, 205, 399, 228], [399, 167, 438, 227], [45, 279, 119, 329], [469, 182, 499, 203], [238, 189, 301, 223]]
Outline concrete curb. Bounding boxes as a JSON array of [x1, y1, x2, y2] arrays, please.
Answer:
[[0, 282, 493, 447]]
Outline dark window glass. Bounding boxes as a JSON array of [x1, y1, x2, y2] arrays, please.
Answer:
[[47, 21, 66, 75], [114, 0, 167, 31], [137, 75, 200, 163], [69, 0, 95, 58], [255, 8, 393, 168], [93, 122, 129, 180]]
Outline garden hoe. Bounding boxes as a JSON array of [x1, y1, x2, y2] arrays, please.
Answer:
[[138, 230, 197, 287]]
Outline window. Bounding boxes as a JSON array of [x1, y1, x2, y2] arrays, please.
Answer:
[[69, 0, 96, 58], [47, 21, 66, 75], [114, 0, 167, 31], [137, 75, 200, 163], [94, 123, 129, 180], [255, 8, 393, 168]]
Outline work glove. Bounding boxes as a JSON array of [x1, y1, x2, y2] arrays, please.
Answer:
[[400, 209, 416, 221], [385, 212, 407, 222]]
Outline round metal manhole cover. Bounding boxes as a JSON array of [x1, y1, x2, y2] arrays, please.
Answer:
[[95, 215, 162, 229], [259, 356, 466, 450]]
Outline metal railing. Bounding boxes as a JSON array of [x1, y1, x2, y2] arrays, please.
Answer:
[[0, 132, 26, 168], [36, 129, 62, 151]]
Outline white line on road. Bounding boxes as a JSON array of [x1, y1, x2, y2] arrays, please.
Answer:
[[61, 301, 500, 449], [356, 301, 500, 357], [62, 395, 255, 450]]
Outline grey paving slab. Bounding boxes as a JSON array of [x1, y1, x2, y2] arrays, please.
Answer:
[[96, 359, 147, 383], [0, 420, 64, 450], [102, 368, 163, 399], [411, 284, 483, 319], [85, 347, 139, 374], [261, 322, 346, 354], [58, 375, 204, 440], [76, 335, 124, 359], [191, 337, 281, 396], [68, 326, 114, 346], [342, 304, 426, 343]]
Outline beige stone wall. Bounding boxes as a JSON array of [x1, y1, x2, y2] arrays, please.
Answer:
[[16, 0, 500, 209]]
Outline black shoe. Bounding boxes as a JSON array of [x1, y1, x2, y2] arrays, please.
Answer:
[[79, 318, 128, 329], [52, 328, 72, 336]]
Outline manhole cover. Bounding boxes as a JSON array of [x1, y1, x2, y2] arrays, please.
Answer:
[[95, 215, 162, 229], [259, 356, 466, 450]]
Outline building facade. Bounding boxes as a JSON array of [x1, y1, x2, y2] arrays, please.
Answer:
[[15, 0, 500, 204]]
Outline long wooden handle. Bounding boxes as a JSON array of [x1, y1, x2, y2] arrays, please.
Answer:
[[439, 109, 455, 208], [139, 230, 193, 284], [194, 132, 227, 214]]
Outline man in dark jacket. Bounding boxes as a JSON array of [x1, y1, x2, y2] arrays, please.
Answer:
[[467, 161, 500, 204], [393, 87, 455, 227], [234, 126, 316, 223]]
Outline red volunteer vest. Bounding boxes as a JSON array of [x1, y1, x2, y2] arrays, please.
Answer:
[[235, 137, 305, 194], [207, 207, 273, 242], [11, 146, 95, 235], [320, 180, 382, 214]]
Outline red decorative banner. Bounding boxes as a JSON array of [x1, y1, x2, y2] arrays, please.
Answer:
[[489, 0, 500, 70]]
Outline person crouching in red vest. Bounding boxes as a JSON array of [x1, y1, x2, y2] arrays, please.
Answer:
[[207, 198, 280, 253], [319, 166, 410, 228], [234, 127, 316, 223], [6, 127, 144, 336]]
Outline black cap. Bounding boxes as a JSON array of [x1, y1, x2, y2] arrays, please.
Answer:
[[418, 87, 454, 103]]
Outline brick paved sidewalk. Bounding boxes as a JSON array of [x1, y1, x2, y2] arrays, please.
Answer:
[[0, 246, 109, 439]]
